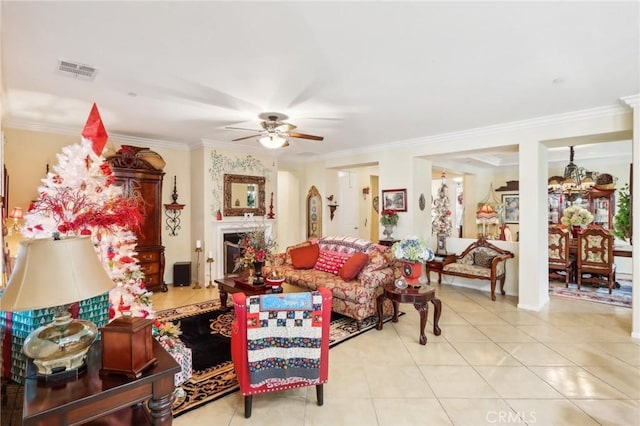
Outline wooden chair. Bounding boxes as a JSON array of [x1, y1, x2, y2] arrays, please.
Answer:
[[576, 225, 616, 293], [548, 226, 575, 286], [231, 288, 332, 418]]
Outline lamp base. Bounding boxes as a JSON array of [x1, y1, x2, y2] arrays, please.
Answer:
[[36, 362, 87, 384], [23, 314, 98, 380]]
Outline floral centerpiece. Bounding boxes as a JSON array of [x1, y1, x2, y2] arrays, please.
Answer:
[[233, 226, 277, 283], [152, 320, 182, 352], [380, 209, 399, 226], [561, 206, 593, 226], [391, 236, 435, 263], [391, 236, 435, 287]]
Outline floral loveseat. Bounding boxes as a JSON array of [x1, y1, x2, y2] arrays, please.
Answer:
[[263, 236, 395, 328]]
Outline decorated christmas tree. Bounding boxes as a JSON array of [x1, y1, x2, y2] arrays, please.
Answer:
[[22, 105, 154, 319], [432, 172, 453, 236]]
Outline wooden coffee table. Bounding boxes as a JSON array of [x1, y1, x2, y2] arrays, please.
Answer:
[[214, 276, 301, 310], [376, 282, 442, 345]]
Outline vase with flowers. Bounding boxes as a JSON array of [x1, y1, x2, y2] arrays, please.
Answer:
[[380, 209, 399, 239], [233, 226, 276, 285], [561, 205, 594, 238], [391, 236, 435, 288]]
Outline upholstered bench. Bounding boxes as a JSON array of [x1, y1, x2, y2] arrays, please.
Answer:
[[441, 237, 514, 300]]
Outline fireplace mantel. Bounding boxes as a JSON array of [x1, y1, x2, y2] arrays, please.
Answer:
[[211, 218, 276, 279]]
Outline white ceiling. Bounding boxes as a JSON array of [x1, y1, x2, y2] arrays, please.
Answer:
[[1, 1, 638, 166]]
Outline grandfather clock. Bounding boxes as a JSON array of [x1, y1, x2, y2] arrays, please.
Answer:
[[107, 146, 167, 292]]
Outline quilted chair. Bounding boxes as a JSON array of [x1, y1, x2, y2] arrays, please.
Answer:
[[548, 226, 575, 286], [576, 225, 616, 293], [231, 288, 332, 418]]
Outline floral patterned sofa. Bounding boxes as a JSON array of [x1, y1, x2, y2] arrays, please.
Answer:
[[263, 236, 395, 328], [441, 237, 514, 301]]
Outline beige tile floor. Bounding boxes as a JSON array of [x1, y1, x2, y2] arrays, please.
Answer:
[[152, 283, 639, 425]]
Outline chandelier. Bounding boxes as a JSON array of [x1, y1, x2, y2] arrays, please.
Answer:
[[550, 146, 597, 196]]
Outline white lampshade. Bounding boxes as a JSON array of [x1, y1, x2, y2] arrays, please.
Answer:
[[1, 236, 114, 311], [259, 134, 287, 149], [0, 236, 115, 379]]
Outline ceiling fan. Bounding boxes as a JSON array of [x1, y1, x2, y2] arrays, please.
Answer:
[[226, 112, 324, 149]]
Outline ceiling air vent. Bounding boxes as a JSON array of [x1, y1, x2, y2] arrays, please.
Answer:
[[57, 60, 97, 81]]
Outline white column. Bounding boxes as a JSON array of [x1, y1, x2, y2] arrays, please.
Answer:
[[621, 95, 640, 339], [517, 141, 550, 310]]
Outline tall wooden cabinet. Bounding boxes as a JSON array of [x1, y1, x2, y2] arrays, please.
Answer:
[[107, 146, 167, 292], [548, 188, 615, 230], [588, 188, 615, 230]]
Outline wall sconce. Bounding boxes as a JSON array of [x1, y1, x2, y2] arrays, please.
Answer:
[[9, 206, 23, 232], [362, 187, 370, 200], [326, 195, 339, 221], [163, 176, 186, 236]]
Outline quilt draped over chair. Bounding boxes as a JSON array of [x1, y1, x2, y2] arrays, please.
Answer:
[[231, 288, 332, 418]]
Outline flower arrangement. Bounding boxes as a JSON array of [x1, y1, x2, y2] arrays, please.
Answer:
[[391, 236, 435, 263], [561, 206, 594, 226], [152, 320, 182, 351], [234, 226, 277, 271], [380, 209, 399, 226]]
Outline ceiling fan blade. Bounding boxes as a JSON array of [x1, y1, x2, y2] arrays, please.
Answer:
[[289, 132, 324, 141], [232, 134, 260, 142], [226, 126, 261, 132], [276, 122, 296, 132]]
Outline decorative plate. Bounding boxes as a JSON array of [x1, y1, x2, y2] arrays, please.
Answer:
[[419, 193, 426, 211]]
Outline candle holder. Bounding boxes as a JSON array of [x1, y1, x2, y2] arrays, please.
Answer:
[[193, 247, 203, 289], [206, 256, 214, 288]]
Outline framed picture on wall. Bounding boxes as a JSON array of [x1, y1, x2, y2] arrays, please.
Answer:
[[502, 194, 520, 224], [382, 189, 407, 212]]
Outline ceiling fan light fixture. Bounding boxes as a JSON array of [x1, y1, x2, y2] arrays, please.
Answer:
[[259, 134, 287, 149]]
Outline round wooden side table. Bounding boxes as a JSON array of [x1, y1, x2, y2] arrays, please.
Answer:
[[376, 282, 442, 345]]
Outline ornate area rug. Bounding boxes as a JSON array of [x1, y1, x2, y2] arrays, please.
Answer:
[[549, 279, 632, 308], [155, 300, 399, 417]]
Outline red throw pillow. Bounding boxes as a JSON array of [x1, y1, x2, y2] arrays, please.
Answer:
[[314, 250, 350, 275], [338, 252, 369, 281], [290, 243, 320, 269]]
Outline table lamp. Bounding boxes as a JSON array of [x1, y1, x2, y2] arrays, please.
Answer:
[[0, 236, 115, 381]]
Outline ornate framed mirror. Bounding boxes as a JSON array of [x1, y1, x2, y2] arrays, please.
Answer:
[[306, 185, 322, 238], [223, 174, 266, 216]]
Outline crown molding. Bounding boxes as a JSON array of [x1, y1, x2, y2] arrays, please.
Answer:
[[2, 117, 192, 151], [620, 94, 640, 108], [319, 103, 630, 162], [4, 102, 631, 161]]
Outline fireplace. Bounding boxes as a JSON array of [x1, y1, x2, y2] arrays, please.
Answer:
[[223, 232, 243, 277], [210, 218, 275, 279]]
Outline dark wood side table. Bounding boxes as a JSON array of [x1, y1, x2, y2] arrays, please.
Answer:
[[378, 239, 399, 247], [215, 276, 303, 310], [426, 253, 456, 284], [23, 339, 179, 426], [376, 282, 442, 345]]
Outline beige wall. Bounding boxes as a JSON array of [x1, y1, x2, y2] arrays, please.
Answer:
[[3, 128, 193, 285]]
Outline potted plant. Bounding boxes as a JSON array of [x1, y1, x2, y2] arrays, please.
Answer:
[[233, 226, 276, 284], [380, 209, 399, 239], [611, 183, 631, 243], [391, 236, 435, 287]]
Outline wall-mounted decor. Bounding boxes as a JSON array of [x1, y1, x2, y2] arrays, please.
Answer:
[[306, 186, 322, 238], [372, 195, 380, 213], [502, 194, 520, 224], [419, 193, 426, 211], [495, 180, 519, 192], [223, 174, 266, 217], [382, 189, 407, 212], [164, 176, 186, 236]]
